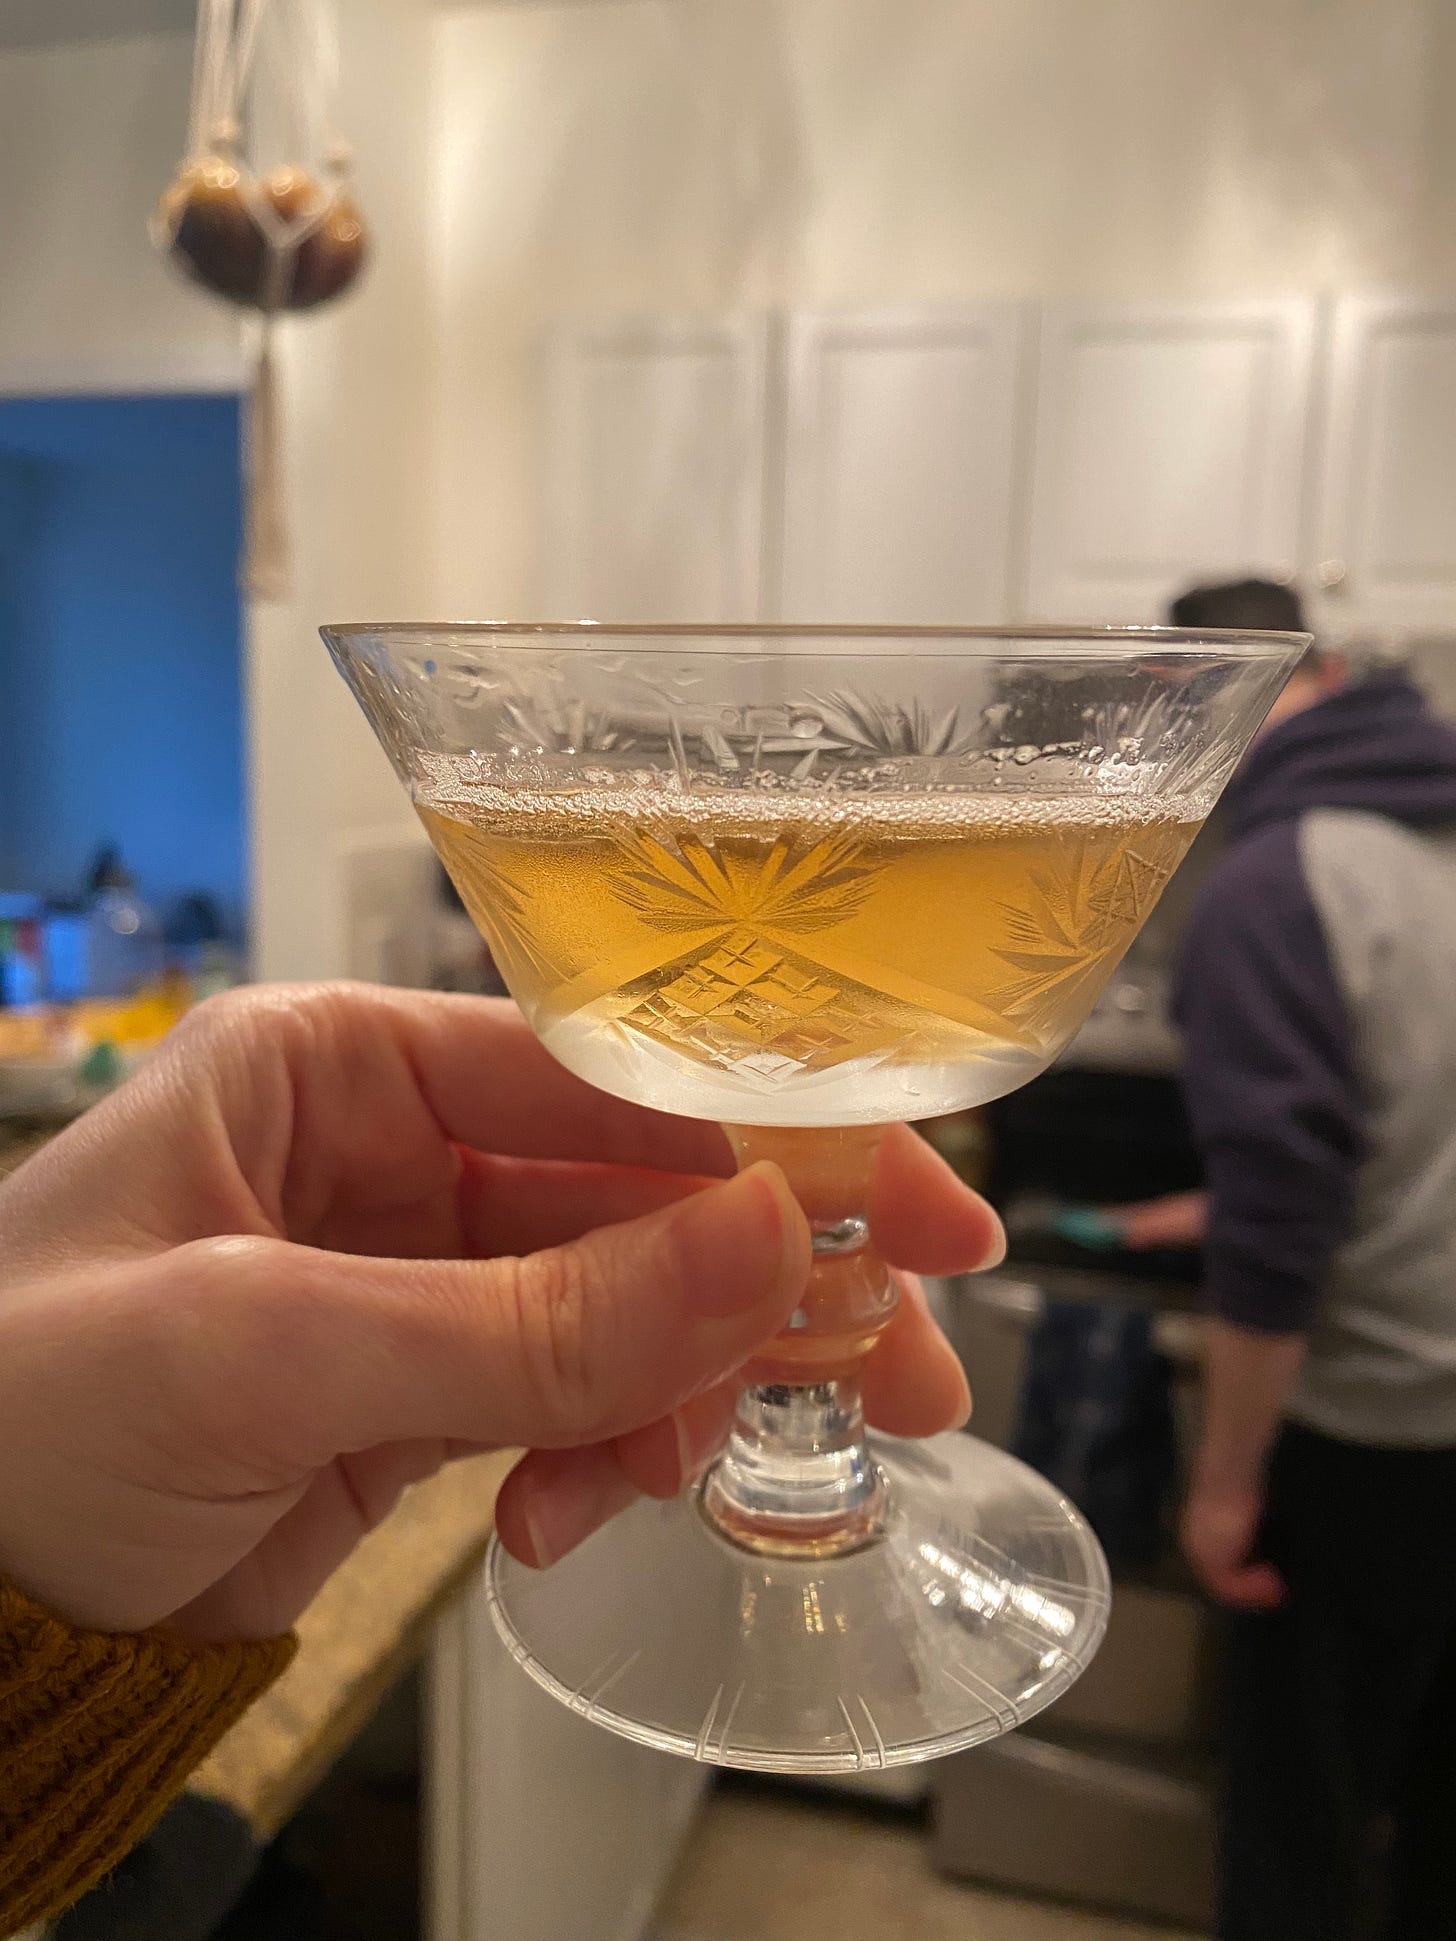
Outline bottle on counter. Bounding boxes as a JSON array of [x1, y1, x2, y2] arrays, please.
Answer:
[[0, 893, 45, 1007], [84, 848, 165, 998], [41, 904, 90, 1003], [166, 892, 236, 988]]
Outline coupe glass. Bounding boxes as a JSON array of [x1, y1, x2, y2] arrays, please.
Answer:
[[323, 622, 1304, 1771]]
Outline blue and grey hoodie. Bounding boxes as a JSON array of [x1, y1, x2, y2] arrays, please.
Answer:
[[1173, 673, 1456, 1445]]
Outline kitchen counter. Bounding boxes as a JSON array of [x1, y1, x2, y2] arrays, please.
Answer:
[[193, 1449, 514, 1841], [0, 1123, 54, 1181], [36, 1459, 517, 1938]]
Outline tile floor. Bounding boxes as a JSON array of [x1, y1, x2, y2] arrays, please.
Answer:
[[650, 1786, 1204, 1941]]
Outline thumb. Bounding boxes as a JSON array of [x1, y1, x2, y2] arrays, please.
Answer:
[[1212, 1561, 1288, 1612], [183, 1162, 809, 1467]]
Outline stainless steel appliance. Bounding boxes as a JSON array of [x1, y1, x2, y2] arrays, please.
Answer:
[[931, 978, 1219, 1929]]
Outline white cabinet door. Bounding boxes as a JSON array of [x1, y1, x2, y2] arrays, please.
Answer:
[[541, 313, 769, 622], [1311, 295, 1456, 632], [1024, 301, 1318, 623], [778, 304, 1027, 624], [428, 1582, 706, 1941]]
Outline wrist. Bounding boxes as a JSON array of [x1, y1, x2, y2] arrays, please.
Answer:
[[0, 1577, 295, 1931]]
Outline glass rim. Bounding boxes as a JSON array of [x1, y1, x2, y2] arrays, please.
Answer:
[[321, 619, 1310, 658]]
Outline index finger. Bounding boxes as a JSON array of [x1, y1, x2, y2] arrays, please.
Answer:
[[296, 985, 735, 1175], [268, 990, 1005, 1267], [869, 1124, 1005, 1275], [385, 997, 1002, 1267]]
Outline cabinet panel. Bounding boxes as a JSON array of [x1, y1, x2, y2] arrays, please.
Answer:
[[1025, 301, 1317, 623], [429, 1581, 706, 1941], [541, 314, 769, 622], [779, 304, 1025, 624], [1314, 296, 1456, 631]]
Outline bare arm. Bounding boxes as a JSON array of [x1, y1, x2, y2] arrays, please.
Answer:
[[1114, 1188, 1208, 1252], [1182, 1319, 1306, 1609], [1171, 829, 1359, 1610], [1196, 1320, 1306, 1495]]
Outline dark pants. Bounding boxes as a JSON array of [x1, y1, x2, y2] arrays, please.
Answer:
[[1220, 1424, 1456, 1941]]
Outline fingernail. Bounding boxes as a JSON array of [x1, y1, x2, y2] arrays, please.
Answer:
[[671, 1409, 695, 1481], [949, 1376, 974, 1432], [673, 1163, 809, 1319], [673, 1395, 737, 1484], [977, 1209, 1008, 1272], [672, 1407, 725, 1486], [928, 1325, 974, 1429], [520, 1465, 636, 1569]]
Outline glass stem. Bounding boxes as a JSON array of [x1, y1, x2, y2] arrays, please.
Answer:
[[700, 1125, 897, 1558]]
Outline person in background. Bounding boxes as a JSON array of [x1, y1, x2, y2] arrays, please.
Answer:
[[1118, 578, 1456, 1940]]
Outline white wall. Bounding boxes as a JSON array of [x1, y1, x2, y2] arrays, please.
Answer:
[[0, 15, 437, 982], [246, 0, 439, 981], [8, 2, 1454, 973], [433, 0, 1456, 614], [0, 34, 245, 392]]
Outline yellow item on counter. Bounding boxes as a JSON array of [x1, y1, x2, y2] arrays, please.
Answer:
[[0, 977, 193, 1076], [0, 1009, 58, 1060], [67, 975, 192, 1052]]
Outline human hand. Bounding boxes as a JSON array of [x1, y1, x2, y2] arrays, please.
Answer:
[[1113, 1189, 1209, 1252], [1180, 1480, 1286, 1610], [0, 986, 1001, 1641]]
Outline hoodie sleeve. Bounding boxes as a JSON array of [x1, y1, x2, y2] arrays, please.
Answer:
[[1172, 820, 1366, 1334]]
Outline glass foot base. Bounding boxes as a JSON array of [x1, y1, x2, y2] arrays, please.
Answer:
[[485, 1432, 1111, 1773]]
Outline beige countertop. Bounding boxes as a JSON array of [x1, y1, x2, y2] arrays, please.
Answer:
[[0, 1125, 54, 1181], [191, 1450, 514, 1841]]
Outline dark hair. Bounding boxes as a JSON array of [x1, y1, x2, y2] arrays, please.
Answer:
[[1168, 577, 1307, 635]]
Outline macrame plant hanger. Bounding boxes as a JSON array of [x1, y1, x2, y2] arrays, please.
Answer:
[[153, 0, 368, 601]]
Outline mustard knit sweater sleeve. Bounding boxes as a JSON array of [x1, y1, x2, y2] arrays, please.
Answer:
[[0, 1579, 295, 1934]]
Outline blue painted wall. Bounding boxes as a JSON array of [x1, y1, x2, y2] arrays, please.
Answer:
[[0, 393, 244, 931]]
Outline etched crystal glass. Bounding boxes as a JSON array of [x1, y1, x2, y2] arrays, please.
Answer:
[[323, 622, 1304, 1770]]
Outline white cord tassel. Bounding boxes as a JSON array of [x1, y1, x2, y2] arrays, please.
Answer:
[[242, 318, 290, 600], [165, 0, 361, 600]]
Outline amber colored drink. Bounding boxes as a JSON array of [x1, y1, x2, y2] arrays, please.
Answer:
[[417, 770, 1203, 1127]]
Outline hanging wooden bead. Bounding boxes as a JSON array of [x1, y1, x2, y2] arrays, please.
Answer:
[[155, 154, 368, 312], [154, 0, 365, 598], [271, 168, 368, 310]]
